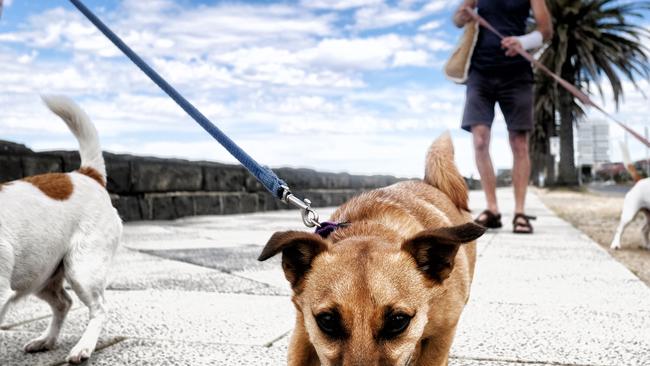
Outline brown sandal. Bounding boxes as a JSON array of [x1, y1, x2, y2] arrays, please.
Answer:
[[513, 213, 536, 234], [475, 210, 502, 229]]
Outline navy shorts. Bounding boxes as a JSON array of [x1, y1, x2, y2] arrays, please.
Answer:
[[461, 66, 534, 132]]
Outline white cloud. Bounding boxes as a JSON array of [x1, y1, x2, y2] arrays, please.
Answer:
[[1, 4, 336, 57], [419, 19, 444, 31], [422, 0, 457, 13], [413, 34, 453, 52], [0, 2, 431, 92], [121, 0, 175, 13], [352, 0, 456, 30], [354, 4, 425, 30], [300, 0, 383, 10], [392, 49, 430, 67], [164, 4, 334, 41], [17, 50, 38, 64], [275, 96, 336, 114], [300, 34, 407, 70], [212, 33, 441, 75]]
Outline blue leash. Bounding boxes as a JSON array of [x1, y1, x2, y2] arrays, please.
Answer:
[[69, 0, 320, 227]]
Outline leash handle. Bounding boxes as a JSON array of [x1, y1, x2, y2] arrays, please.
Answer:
[[69, 0, 321, 227], [463, 8, 650, 149]]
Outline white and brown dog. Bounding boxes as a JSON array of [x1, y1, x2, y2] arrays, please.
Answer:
[[0, 96, 122, 363], [611, 177, 650, 250]]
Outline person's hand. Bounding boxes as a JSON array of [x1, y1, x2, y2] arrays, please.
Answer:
[[501, 37, 523, 57], [456, 6, 474, 25]]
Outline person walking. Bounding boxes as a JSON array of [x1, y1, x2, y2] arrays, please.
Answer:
[[453, 0, 552, 233]]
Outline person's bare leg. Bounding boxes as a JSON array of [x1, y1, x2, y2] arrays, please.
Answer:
[[510, 130, 531, 230], [472, 125, 499, 217]]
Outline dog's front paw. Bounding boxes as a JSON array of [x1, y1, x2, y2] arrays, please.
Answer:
[[23, 337, 56, 353], [67, 345, 93, 364]]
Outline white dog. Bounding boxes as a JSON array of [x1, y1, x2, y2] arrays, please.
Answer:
[[0, 96, 122, 363], [611, 177, 650, 250]]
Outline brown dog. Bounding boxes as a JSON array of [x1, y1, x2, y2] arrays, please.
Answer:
[[259, 133, 485, 366]]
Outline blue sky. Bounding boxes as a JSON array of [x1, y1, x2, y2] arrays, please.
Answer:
[[0, 0, 648, 178]]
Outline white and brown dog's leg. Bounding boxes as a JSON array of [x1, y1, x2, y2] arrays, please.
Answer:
[[0, 284, 17, 329], [65, 292, 106, 364], [64, 230, 119, 364], [642, 209, 650, 250], [611, 205, 639, 250], [23, 264, 73, 353], [0, 245, 17, 328]]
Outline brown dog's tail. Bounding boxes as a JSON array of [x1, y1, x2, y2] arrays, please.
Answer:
[[424, 132, 469, 211]]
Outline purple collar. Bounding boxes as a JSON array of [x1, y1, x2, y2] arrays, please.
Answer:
[[315, 221, 350, 238]]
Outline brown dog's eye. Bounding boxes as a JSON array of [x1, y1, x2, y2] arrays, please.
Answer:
[[315, 311, 346, 339], [380, 312, 412, 339]]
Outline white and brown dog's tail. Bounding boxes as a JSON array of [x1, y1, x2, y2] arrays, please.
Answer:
[[619, 140, 641, 183], [424, 132, 469, 211], [41, 95, 106, 182]]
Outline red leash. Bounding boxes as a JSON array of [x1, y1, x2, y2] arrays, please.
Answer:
[[466, 9, 650, 148]]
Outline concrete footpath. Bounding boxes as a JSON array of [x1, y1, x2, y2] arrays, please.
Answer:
[[1, 188, 649, 365]]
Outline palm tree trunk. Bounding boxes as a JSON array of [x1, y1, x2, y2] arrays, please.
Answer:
[[530, 151, 542, 186], [529, 133, 553, 186], [557, 84, 578, 186], [545, 111, 557, 186], [546, 150, 556, 185], [543, 105, 557, 186]]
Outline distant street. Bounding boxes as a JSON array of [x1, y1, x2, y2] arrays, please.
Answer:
[[587, 182, 634, 197]]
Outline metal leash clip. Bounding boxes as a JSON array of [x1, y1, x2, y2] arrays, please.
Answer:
[[280, 185, 321, 228]]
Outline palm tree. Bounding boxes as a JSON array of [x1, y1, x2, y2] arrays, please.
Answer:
[[530, 72, 557, 185], [531, 0, 650, 186]]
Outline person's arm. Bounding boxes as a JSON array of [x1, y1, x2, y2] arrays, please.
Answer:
[[531, 0, 553, 41], [501, 0, 553, 57], [452, 0, 477, 28]]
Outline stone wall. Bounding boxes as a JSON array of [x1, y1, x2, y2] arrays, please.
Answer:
[[0, 140, 406, 221]]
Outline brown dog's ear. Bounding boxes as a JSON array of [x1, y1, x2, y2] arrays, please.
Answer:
[[402, 222, 485, 283], [258, 231, 328, 289]]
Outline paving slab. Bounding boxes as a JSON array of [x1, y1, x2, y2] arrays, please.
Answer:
[[0, 330, 123, 366], [123, 209, 336, 251], [452, 301, 650, 366], [14, 291, 295, 346], [2, 297, 64, 330], [74, 338, 287, 366], [1, 294, 85, 331], [471, 270, 649, 307], [449, 359, 562, 366], [142, 245, 279, 273], [108, 246, 283, 295], [124, 231, 273, 251], [232, 269, 292, 294]]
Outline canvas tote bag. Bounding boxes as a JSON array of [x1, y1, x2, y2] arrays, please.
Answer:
[[444, 20, 479, 84]]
